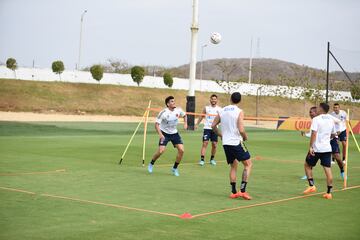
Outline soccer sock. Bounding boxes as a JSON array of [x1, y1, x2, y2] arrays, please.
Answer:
[[340, 166, 344, 173], [150, 159, 156, 165], [210, 155, 214, 160], [327, 185, 333, 194], [173, 162, 179, 169], [308, 178, 314, 186], [240, 181, 247, 193], [343, 156, 345, 161], [230, 182, 237, 194], [200, 155, 204, 161]]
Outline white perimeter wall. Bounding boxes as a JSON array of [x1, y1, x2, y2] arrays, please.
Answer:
[[0, 66, 357, 102]]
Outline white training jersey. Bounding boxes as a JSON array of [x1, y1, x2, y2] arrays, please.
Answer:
[[219, 105, 243, 146], [156, 107, 186, 134], [310, 114, 336, 153], [330, 110, 347, 132], [203, 105, 222, 130]]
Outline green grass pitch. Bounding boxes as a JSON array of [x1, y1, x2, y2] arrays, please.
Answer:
[[0, 121, 359, 240]]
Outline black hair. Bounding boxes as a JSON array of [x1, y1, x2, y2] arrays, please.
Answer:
[[310, 106, 317, 111], [210, 94, 218, 98], [334, 103, 340, 106], [319, 102, 330, 113], [165, 96, 174, 106], [231, 92, 241, 104]]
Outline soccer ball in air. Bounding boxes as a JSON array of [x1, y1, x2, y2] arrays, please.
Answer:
[[210, 32, 222, 44]]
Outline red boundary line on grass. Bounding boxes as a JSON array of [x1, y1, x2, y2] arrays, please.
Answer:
[[1, 185, 360, 220], [190, 185, 360, 219], [0, 169, 66, 176], [0, 186, 179, 218]]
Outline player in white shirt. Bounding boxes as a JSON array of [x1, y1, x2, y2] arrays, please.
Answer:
[[301, 107, 345, 180], [300, 106, 317, 180], [196, 94, 222, 166], [212, 92, 253, 200], [303, 103, 336, 199], [147, 96, 187, 177], [330, 103, 347, 162]]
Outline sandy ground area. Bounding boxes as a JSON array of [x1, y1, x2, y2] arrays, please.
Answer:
[[0, 111, 277, 129]]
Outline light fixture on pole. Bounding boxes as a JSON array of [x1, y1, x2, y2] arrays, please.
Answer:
[[77, 10, 87, 70]]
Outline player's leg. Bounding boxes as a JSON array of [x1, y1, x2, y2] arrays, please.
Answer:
[[330, 138, 344, 178], [148, 134, 169, 173], [171, 133, 184, 176], [239, 159, 252, 200], [209, 141, 217, 165], [339, 130, 347, 162], [199, 140, 209, 166], [333, 153, 344, 179], [235, 142, 252, 200], [148, 145, 166, 173], [341, 140, 346, 162], [319, 152, 333, 199], [303, 154, 317, 194], [229, 159, 239, 197], [322, 166, 333, 199]]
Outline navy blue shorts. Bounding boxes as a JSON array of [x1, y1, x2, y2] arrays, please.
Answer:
[[330, 138, 340, 154], [338, 130, 347, 142], [159, 131, 183, 147], [223, 143, 251, 164], [306, 152, 331, 168], [202, 129, 218, 142]]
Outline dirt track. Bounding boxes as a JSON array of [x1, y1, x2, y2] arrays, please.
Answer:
[[0, 111, 277, 129]]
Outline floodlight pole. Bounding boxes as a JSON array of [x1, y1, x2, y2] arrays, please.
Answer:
[[186, 0, 199, 130], [248, 37, 253, 84], [326, 41, 330, 103], [77, 10, 87, 70]]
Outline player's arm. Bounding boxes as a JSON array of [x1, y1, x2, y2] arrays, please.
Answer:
[[309, 117, 318, 156], [155, 111, 165, 139], [195, 107, 206, 128], [238, 111, 248, 141], [309, 130, 316, 156], [155, 123, 164, 140], [183, 114, 188, 130], [211, 115, 221, 138]]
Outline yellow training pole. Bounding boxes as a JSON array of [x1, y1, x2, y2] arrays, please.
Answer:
[[119, 110, 147, 165], [343, 109, 350, 189], [142, 100, 152, 167], [348, 122, 360, 153]]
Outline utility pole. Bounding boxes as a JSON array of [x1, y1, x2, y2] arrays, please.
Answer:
[[186, 0, 199, 130], [248, 37, 253, 84], [77, 10, 87, 70]]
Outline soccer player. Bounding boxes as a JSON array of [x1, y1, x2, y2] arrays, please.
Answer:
[[303, 103, 336, 199], [300, 106, 317, 180], [147, 96, 187, 176], [330, 103, 347, 163], [195, 94, 222, 166], [212, 92, 252, 200]]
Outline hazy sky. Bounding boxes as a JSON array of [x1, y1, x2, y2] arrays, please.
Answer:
[[1, 0, 359, 71]]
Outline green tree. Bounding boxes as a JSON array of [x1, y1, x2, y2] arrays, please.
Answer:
[[350, 85, 360, 100], [90, 65, 104, 83], [6, 57, 17, 79], [163, 72, 173, 88], [51, 60, 65, 81], [131, 66, 145, 86]]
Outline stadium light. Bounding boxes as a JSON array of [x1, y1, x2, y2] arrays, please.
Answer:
[[186, 0, 199, 130], [77, 10, 87, 70]]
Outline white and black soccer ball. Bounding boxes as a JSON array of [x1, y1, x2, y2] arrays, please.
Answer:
[[210, 32, 222, 44]]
